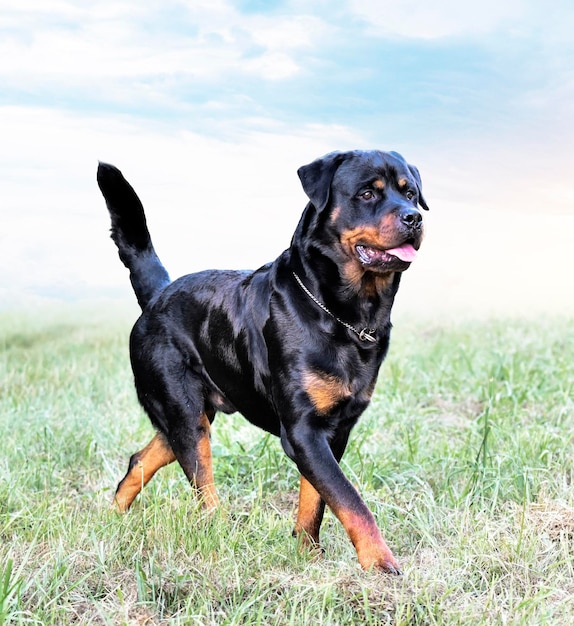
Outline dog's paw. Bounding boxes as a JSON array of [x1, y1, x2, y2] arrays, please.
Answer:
[[358, 547, 403, 575]]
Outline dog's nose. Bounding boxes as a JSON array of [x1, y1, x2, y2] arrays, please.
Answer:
[[399, 207, 423, 229]]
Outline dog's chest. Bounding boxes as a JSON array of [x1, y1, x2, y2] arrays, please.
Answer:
[[301, 359, 378, 420]]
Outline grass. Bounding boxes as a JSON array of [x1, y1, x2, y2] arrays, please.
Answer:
[[1, 303, 574, 624]]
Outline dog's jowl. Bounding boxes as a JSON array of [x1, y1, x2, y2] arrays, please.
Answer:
[[96, 150, 429, 574]]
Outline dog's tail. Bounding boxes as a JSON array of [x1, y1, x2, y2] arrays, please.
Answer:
[[97, 162, 170, 310]]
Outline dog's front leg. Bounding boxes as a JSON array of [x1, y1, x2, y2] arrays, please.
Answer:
[[292, 427, 350, 549], [293, 475, 325, 550], [281, 424, 401, 574]]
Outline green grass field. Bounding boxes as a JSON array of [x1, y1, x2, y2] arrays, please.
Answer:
[[1, 305, 573, 625]]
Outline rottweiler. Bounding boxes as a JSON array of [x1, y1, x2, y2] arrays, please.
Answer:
[[96, 149, 428, 574]]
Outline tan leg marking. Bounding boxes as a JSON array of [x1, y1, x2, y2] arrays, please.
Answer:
[[336, 506, 401, 574], [114, 433, 176, 512], [193, 412, 220, 511], [294, 475, 323, 549]]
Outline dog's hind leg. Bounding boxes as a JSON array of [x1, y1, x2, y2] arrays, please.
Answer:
[[114, 432, 176, 512], [114, 411, 219, 512], [128, 335, 221, 511], [168, 410, 220, 511]]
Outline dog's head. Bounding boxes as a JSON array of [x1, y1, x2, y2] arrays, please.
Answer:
[[296, 150, 428, 288]]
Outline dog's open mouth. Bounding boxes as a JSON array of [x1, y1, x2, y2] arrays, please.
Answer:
[[355, 242, 418, 267]]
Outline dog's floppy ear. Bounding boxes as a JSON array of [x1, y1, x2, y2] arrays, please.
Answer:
[[407, 164, 430, 211], [297, 151, 349, 211]]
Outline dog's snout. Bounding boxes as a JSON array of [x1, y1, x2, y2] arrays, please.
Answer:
[[399, 207, 423, 229]]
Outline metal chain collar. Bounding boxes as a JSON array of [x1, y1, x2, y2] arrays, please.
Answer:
[[292, 272, 377, 343]]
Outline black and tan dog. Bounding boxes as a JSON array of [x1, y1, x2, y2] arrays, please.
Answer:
[[96, 149, 428, 574]]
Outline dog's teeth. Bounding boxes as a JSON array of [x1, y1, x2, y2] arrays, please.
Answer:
[[356, 245, 373, 263]]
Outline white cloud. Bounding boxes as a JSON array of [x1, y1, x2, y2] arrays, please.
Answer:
[[244, 52, 300, 80], [248, 14, 323, 50], [348, 0, 527, 39], [0, 1, 329, 87]]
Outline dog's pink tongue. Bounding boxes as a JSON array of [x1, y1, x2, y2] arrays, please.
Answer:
[[386, 243, 418, 262]]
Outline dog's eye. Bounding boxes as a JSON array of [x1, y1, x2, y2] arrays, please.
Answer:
[[359, 190, 375, 201], [405, 189, 416, 200]]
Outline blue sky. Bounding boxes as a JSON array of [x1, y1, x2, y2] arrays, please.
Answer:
[[1, 0, 573, 315]]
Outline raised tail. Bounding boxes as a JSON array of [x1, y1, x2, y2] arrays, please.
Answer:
[[97, 162, 170, 309]]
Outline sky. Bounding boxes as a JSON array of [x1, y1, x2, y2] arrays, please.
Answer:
[[1, 0, 573, 317]]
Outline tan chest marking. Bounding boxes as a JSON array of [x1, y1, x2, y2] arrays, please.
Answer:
[[303, 370, 352, 415]]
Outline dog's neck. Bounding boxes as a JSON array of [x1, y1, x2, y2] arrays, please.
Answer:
[[285, 243, 400, 341]]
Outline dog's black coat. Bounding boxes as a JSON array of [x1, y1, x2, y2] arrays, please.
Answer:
[[97, 149, 428, 573]]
